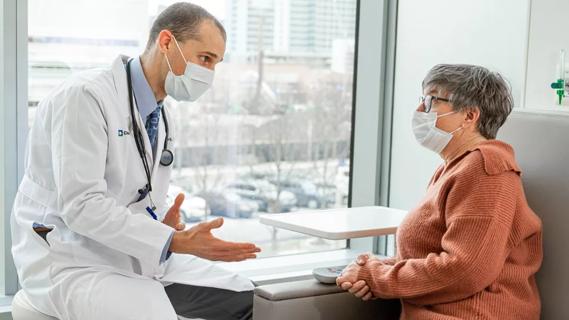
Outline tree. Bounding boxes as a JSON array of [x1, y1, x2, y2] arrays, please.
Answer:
[[305, 72, 353, 203]]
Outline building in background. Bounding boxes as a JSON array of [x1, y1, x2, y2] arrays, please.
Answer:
[[28, 0, 148, 106], [225, 0, 356, 66]]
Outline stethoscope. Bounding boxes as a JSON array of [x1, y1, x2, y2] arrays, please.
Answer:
[[125, 59, 174, 207]]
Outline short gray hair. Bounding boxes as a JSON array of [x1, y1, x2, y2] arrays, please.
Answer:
[[422, 64, 513, 139], [145, 2, 226, 51]]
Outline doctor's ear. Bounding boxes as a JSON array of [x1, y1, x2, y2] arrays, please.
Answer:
[[157, 30, 175, 53]]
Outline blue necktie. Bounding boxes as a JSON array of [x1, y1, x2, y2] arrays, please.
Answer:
[[145, 106, 161, 157]]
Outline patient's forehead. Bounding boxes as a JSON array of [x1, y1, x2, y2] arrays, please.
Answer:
[[423, 85, 449, 98]]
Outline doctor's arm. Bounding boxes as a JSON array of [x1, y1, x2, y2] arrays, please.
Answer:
[[52, 86, 177, 268]]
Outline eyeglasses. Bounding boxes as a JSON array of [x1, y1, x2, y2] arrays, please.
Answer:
[[419, 95, 450, 113]]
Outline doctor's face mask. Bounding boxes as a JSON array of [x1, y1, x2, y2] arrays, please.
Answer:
[[164, 35, 214, 102]]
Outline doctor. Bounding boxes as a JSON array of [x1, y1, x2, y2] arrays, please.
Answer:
[[11, 3, 260, 320]]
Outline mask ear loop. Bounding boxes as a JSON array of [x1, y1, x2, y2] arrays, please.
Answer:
[[171, 34, 189, 65], [164, 53, 174, 72], [449, 125, 464, 135], [443, 110, 471, 134], [434, 110, 463, 134], [163, 33, 188, 74], [436, 110, 457, 118]]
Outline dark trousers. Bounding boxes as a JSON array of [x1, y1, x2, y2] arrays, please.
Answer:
[[166, 283, 254, 320]]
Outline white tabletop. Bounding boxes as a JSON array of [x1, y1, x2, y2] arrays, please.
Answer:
[[259, 206, 408, 240]]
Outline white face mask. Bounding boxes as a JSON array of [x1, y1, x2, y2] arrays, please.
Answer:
[[164, 36, 214, 102], [412, 111, 462, 154]]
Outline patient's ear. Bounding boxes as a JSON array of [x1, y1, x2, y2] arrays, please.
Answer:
[[463, 107, 480, 129]]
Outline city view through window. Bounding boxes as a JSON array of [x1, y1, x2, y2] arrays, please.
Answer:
[[28, 0, 357, 257]]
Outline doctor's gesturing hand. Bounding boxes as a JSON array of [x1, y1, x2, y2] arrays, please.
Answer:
[[162, 193, 187, 231], [164, 193, 261, 262]]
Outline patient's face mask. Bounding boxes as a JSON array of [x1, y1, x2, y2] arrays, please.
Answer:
[[412, 111, 462, 154], [164, 36, 214, 102]]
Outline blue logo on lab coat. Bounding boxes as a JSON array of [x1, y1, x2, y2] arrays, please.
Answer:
[[118, 129, 131, 137]]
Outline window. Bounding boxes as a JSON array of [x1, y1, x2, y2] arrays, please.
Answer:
[[28, 0, 358, 257]]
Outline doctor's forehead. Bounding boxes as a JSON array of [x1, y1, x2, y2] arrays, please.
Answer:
[[192, 21, 226, 56]]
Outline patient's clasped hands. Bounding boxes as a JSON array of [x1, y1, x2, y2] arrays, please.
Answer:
[[336, 253, 379, 301]]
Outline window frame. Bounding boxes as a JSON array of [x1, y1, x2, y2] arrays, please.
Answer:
[[2, 0, 28, 297], [350, 0, 398, 255], [1, 0, 398, 301]]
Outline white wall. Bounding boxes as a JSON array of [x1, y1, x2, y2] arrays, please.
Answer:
[[389, 0, 530, 210], [524, 0, 569, 108]]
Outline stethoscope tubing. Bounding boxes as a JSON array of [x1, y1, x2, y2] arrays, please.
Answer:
[[125, 59, 174, 200]]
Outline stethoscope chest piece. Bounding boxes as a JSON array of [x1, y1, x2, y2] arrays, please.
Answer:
[[160, 148, 174, 166]]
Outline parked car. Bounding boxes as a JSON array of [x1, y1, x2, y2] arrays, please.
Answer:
[[314, 182, 338, 208], [167, 185, 208, 223], [196, 190, 259, 219], [272, 179, 324, 209], [224, 179, 297, 213]]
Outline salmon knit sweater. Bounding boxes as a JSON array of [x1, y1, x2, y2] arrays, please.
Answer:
[[358, 140, 543, 319]]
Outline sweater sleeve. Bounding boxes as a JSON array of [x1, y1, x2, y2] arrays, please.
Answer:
[[379, 257, 397, 265], [358, 170, 518, 305]]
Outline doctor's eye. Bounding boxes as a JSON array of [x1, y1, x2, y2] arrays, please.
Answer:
[[199, 56, 210, 64]]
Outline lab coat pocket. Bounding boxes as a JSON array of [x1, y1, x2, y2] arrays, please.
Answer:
[[30, 222, 54, 250], [18, 175, 58, 249]]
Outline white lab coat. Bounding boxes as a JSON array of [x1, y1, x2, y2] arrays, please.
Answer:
[[11, 56, 253, 318]]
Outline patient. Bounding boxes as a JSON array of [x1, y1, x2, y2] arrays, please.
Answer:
[[337, 64, 543, 319]]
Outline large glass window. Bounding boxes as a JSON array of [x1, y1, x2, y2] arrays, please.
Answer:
[[28, 0, 357, 257]]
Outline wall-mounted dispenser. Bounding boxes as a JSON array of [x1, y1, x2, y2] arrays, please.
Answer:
[[550, 49, 569, 106]]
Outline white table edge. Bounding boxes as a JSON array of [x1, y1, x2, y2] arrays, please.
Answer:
[[259, 213, 402, 240]]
